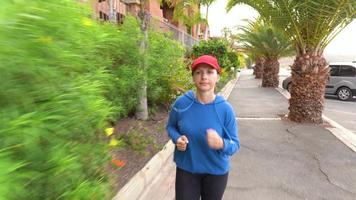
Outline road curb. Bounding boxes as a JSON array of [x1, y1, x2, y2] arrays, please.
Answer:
[[113, 72, 241, 200], [275, 86, 356, 152], [113, 141, 175, 200], [322, 115, 356, 152], [218, 73, 239, 98]]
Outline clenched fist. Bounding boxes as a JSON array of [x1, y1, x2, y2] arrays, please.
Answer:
[[206, 129, 223, 150], [176, 135, 189, 151]]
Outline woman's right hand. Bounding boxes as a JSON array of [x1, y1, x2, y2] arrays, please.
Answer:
[[176, 135, 189, 151]]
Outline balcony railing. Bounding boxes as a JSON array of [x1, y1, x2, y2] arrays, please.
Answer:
[[150, 16, 199, 49]]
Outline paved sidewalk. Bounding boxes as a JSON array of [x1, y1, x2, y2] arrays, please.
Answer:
[[131, 70, 356, 200], [225, 70, 356, 200]]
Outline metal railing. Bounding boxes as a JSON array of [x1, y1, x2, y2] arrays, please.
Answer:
[[149, 16, 199, 49]]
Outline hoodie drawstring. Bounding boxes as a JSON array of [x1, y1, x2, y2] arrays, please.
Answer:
[[173, 100, 194, 123], [173, 100, 194, 113], [214, 103, 233, 143]]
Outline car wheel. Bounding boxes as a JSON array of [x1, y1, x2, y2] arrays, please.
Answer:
[[287, 83, 292, 93], [337, 87, 352, 101]]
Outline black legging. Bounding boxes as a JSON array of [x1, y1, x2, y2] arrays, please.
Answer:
[[175, 167, 229, 200]]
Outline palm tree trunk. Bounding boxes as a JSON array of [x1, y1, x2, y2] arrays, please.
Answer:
[[254, 57, 264, 79], [288, 52, 329, 123], [204, 5, 210, 40], [262, 58, 279, 87], [205, 5, 209, 27]]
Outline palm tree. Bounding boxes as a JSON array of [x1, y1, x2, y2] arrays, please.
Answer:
[[254, 56, 264, 79], [246, 53, 264, 79], [163, 0, 204, 33], [238, 20, 293, 87], [200, 0, 215, 26], [234, 20, 264, 79], [228, 0, 356, 123]]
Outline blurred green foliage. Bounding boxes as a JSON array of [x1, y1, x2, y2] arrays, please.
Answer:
[[147, 30, 192, 108], [0, 0, 191, 199], [0, 1, 113, 199]]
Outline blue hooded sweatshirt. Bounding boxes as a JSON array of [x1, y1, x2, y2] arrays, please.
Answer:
[[166, 90, 240, 175]]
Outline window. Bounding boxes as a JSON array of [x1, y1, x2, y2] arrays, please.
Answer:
[[99, 11, 103, 19], [329, 65, 339, 76], [99, 11, 108, 21], [339, 65, 356, 77], [117, 13, 124, 24]]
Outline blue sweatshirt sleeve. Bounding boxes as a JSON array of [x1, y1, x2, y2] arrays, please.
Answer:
[[221, 106, 240, 156], [166, 107, 181, 144]]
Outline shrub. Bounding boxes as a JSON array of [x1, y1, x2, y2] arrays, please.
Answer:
[[0, 1, 113, 199], [191, 39, 229, 68], [95, 16, 143, 119], [97, 15, 193, 115], [0, 1, 194, 199], [147, 29, 193, 107], [119, 130, 154, 156]]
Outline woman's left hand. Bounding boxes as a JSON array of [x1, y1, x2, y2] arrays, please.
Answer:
[[206, 129, 224, 150]]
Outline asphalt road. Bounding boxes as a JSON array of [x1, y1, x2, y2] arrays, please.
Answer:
[[324, 97, 356, 134]]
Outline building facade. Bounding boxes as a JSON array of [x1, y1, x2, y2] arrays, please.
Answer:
[[91, 0, 209, 47]]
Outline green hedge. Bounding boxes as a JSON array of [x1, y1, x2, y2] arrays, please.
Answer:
[[191, 38, 240, 71], [191, 38, 240, 91], [0, 0, 191, 199]]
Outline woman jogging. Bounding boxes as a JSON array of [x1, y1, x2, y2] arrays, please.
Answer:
[[166, 54, 240, 200]]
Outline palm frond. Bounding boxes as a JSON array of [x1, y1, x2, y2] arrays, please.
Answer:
[[163, 0, 203, 26], [237, 19, 294, 60], [227, 0, 356, 54]]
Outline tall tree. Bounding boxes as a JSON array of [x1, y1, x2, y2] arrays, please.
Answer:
[[238, 20, 293, 87], [135, 0, 208, 120], [200, 0, 215, 26], [135, 1, 150, 120], [228, 0, 356, 123], [221, 27, 239, 49], [108, 0, 117, 22]]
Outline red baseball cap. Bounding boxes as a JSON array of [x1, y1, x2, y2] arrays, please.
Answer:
[[191, 55, 221, 74]]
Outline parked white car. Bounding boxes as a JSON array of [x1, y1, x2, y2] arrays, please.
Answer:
[[282, 61, 356, 101]]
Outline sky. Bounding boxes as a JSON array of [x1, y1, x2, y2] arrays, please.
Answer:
[[202, 0, 356, 57]]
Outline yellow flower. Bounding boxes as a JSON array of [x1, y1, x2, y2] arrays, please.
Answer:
[[105, 128, 114, 137], [109, 138, 119, 147], [81, 17, 93, 27], [38, 36, 53, 44]]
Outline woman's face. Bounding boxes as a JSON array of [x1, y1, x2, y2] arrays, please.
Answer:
[[192, 64, 220, 93]]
